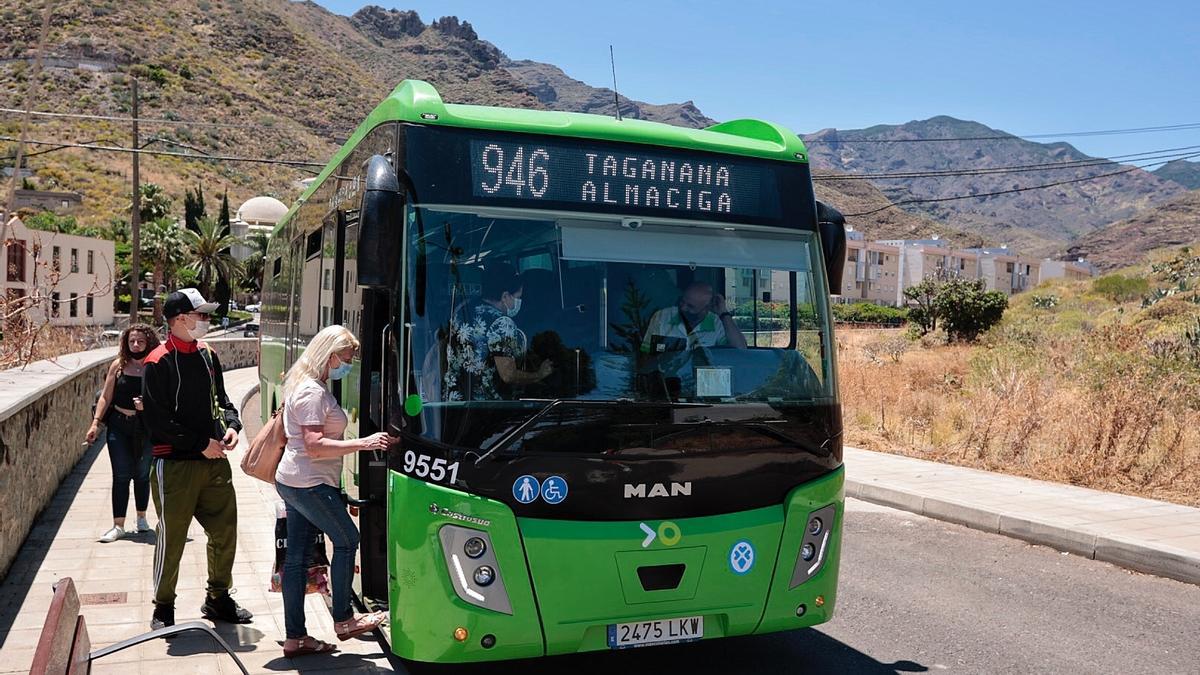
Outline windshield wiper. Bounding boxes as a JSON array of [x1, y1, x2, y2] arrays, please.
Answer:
[[473, 398, 711, 465]]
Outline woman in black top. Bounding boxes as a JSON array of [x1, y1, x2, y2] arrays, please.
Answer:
[[86, 324, 161, 542]]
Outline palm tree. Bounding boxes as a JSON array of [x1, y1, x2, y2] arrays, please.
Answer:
[[183, 217, 242, 301], [128, 183, 173, 224], [238, 232, 270, 296], [141, 218, 188, 324]]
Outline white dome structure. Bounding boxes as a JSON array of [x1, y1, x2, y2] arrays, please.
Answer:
[[235, 196, 288, 225], [230, 195, 288, 261]]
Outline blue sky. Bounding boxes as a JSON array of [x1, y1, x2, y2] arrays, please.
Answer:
[[317, 1, 1200, 164]]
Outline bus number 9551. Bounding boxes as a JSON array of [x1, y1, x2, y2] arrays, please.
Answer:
[[402, 450, 461, 484]]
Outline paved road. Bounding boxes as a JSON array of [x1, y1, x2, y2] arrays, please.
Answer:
[[396, 500, 1198, 675], [240, 391, 1198, 674]]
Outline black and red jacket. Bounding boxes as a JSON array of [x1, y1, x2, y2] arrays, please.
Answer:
[[142, 335, 242, 460]]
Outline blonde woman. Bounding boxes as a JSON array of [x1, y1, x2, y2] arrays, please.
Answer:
[[86, 324, 161, 542], [276, 324, 391, 657]]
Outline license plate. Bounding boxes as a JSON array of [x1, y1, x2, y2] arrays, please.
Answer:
[[607, 616, 704, 649]]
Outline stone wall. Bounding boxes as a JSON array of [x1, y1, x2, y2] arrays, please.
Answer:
[[0, 338, 258, 581]]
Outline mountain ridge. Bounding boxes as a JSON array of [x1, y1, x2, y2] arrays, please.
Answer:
[[801, 117, 1184, 255]]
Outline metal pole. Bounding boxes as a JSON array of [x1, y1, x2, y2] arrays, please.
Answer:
[[128, 78, 140, 323]]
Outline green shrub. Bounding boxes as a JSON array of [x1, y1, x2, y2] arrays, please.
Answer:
[[832, 301, 908, 324], [1092, 274, 1149, 303]]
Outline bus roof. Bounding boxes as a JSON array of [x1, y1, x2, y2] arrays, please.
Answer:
[[292, 80, 808, 219]]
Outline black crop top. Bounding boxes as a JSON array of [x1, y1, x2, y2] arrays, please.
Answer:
[[112, 371, 142, 410]]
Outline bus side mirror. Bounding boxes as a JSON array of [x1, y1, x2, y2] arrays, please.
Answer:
[[816, 201, 846, 294], [357, 154, 404, 289]]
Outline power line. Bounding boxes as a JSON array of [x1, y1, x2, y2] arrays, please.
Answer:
[[804, 121, 1200, 144], [0, 135, 325, 168], [842, 152, 1200, 218], [813, 145, 1200, 181]]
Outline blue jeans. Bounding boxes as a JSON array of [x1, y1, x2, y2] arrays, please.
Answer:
[[106, 412, 152, 519], [275, 482, 358, 639]]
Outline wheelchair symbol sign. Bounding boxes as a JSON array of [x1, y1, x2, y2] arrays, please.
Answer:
[[541, 476, 568, 504], [729, 540, 755, 575]]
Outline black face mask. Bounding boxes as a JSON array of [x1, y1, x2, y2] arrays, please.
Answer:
[[128, 347, 149, 360]]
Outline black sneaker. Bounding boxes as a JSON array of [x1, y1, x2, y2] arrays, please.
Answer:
[[151, 604, 175, 630], [201, 593, 253, 624]]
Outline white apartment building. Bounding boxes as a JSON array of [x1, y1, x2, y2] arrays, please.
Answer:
[[832, 235, 1092, 308], [2, 216, 116, 327]]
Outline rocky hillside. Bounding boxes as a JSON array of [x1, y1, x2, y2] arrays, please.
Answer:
[[803, 117, 1185, 255], [1064, 190, 1200, 270], [1153, 159, 1200, 190], [0, 1, 1077, 255], [502, 58, 717, 129], [0, 0, 936, 244], [0, 1, 544, 224]]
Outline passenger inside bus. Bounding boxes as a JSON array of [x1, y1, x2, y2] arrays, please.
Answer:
[[443, 263, 554, 401]]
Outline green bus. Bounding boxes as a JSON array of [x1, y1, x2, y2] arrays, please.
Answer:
[[259, 80, 847, 663]]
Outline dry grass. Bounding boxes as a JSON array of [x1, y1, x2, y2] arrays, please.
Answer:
[[837, 320, 1200, 507], [0, 323, 113, 371]]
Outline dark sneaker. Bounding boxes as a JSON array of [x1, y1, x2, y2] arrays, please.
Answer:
[[151, 604, 174, 630], [201, 593, 253, 624]]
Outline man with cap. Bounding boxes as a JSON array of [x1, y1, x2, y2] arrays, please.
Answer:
[[142, 288, 251, 630]]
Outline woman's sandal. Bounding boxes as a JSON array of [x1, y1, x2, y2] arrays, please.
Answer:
[[334, 611, 387, 641], [283, 635, 338, 658]]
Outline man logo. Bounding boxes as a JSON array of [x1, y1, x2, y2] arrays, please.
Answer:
[[624, 482, 693, 499]]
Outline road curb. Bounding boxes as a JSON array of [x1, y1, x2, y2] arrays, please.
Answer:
[[238, 381, 260, 423], [845, 478, 1200, 586]]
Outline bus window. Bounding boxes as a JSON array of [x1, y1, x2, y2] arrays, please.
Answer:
[[404, 205, 833, 453]]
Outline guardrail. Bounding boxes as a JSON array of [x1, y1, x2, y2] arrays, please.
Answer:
[[0, 338, 257, 582]]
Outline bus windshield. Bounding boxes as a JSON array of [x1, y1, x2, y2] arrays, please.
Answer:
[[403, 204, 836, 454]]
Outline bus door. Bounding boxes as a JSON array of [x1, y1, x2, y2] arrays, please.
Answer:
[[353, 288, 393, 603]]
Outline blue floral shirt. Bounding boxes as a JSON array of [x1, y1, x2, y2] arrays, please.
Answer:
[[445, 303, 523, 401]]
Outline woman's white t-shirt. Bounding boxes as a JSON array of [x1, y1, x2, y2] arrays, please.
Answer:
[[275, 378, 347, 488]]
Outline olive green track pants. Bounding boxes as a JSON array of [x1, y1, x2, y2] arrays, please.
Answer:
[[150, 457, 239, 607]]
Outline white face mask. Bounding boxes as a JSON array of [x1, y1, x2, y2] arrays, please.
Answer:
[[188, 316, 210, 340], [506, 296, 522, 318]]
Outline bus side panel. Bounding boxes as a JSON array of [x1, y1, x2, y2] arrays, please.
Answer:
[[519, 506, 785, 656], [387, 472, 545, 663], [756, 467, 844, 633]]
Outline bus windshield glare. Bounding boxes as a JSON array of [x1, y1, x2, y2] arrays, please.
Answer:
[[403, 204, 835, 454]]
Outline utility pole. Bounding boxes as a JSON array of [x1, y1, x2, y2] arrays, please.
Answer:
[[128, 78, 140, 324]]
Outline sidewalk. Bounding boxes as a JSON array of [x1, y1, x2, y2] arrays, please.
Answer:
[[0, 368, 396, 674], [845, 447, 1200, 585]]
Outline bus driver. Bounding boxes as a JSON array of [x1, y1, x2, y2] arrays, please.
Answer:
[[445, 263, 554, 401], [641, 281, 748, 354]]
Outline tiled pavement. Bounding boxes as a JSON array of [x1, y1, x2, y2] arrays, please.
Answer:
[[0, 367, 398, 674]]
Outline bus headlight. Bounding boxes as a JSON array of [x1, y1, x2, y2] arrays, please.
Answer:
[[438, 525, 512, 615], [473, 565, 495, 586], [800, 543, 816, 561], [789, 503, 836, 590], [464, 537, 487, 559]]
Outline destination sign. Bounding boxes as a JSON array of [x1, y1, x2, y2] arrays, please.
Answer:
[[468, 138, 781, 219]]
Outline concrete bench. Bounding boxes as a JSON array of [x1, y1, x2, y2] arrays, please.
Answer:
[[28, 577, 249, 674]]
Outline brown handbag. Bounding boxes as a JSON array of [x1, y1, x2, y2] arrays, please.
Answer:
[[241, 408, 286, 484]]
